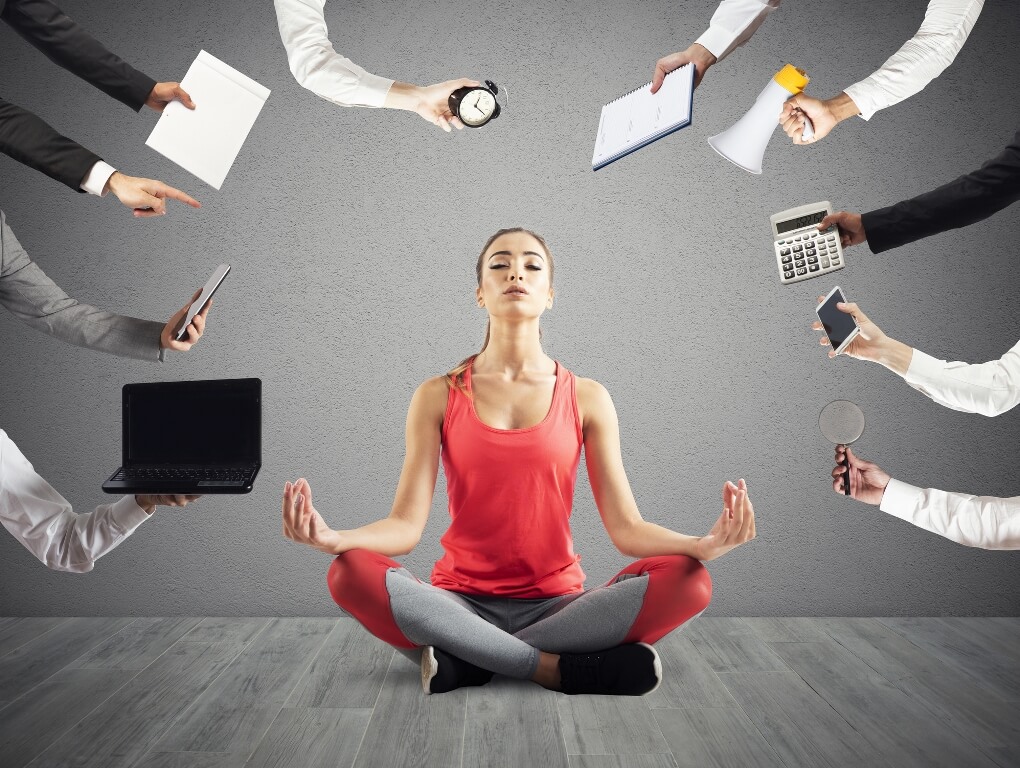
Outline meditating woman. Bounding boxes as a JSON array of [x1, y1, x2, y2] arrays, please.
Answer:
[[282, 228, 757, 695]]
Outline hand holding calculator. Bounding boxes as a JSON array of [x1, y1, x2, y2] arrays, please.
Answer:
[[771, 201, 845, 284]]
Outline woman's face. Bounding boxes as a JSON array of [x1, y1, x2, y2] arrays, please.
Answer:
[[477, 231, 553, 319]]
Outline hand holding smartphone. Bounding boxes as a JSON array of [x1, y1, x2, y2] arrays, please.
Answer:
[[815, 286, 859, 355], [175, 264, 230, 341]]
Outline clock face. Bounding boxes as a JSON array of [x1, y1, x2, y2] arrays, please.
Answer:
[[459, 89, 497, 126]]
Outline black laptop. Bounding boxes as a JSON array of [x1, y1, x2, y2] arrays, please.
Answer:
[[103, 378, 261, 494]]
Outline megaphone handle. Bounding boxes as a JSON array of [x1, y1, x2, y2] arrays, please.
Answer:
[[841, 444, 851, 496], [801, 115, 815, 142]]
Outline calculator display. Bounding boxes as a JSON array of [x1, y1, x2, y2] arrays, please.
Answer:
[[777, 210, 826, 235]]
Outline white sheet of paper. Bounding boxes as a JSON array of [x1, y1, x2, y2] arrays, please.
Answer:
[[145, 51, 269, 190]]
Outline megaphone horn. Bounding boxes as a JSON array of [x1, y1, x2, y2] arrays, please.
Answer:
[[708, 64, 811, 175]]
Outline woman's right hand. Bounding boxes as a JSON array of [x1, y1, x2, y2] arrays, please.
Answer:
[[695, 480, 756, 561], [283, 479, 344, 554]]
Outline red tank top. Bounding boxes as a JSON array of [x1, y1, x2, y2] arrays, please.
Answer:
[[430, 359, 586, 597]]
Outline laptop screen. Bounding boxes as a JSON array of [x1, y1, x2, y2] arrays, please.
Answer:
[[124, 379, 261, 466]]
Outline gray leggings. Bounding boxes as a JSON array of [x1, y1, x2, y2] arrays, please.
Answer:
[[383, 566, 699, 679]]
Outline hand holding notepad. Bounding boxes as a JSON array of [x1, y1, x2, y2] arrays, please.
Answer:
[[592, 64, 695, 171], [146, 51, 270, 190]]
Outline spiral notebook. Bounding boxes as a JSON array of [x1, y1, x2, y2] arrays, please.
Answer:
[[592, 64, 695, 171]]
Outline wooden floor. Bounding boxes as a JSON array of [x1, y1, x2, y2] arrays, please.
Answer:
[[0, 618, 1018, 768]]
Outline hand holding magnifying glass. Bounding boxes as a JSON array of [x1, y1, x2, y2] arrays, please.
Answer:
[[819, 400, 865, 496]]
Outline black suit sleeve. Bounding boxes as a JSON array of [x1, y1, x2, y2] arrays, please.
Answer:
[[1, 0, 156, 111], [0, 96, 100, 190], [862, 129, 1020, 254]]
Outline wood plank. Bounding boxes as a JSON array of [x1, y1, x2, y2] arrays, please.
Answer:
[[820, 618, 1020, 748], [880, 618, 1020, 701], [770, 640, 999, 768], [0, 618, 68, 657], [0, 617, 135, 700], [652, 708, 785, 768], [353, 652, 466, 768], [70, 617, 203, 670], [568, 756, 677, 768], [990, 744, 1020, 768], [557, 690, 668, 756], [741, 617, 830, 642], [31, 639, 246, 768], [645, 635, 737, 710], [180, 617, 270, 644], [155, 618, 335, 754], [0, 667, 134, 768], [464, 678, 568, 768], [285, 619, 390, 708], [718, 670, 886, 768], [244, 707, 372, 768], [684, 619, 787, 674], [132, 753, 247, 768], [940, 618, 1020, 664]]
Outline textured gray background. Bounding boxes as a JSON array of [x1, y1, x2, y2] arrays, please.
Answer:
[[1, 0, 1018, 616]]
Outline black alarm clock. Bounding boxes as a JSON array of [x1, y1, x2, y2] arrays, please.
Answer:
[[448, 80, 502, 128]]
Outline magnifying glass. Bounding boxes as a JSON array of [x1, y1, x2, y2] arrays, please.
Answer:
[[818, 400, 865, 496]]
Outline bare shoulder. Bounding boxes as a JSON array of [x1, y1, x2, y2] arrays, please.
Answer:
[[403, 375, 449, 427], [575, 376, 616, 429]]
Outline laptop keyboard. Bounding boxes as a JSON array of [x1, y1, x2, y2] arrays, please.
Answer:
[[112, 466, 253, 486]]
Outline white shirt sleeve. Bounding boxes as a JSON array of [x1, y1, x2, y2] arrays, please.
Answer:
[[694, 0, 781, 62], [79, 161, 117, 197], [843, 0, 984, 120], [903, 340, 1020, 417], [274, 0, 394, 108], [0, 430, 150, 573], [881, 477, 1020, 550]]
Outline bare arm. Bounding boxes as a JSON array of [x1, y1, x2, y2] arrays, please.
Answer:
[[578, 379, 755, 561], [282, 377, 446, 556]]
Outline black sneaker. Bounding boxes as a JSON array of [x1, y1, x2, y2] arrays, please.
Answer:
[[558, 643, 662, 696], [421, 646, 495, 695]]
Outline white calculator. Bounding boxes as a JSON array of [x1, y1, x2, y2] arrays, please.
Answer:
[[770, 201, 845, 285]]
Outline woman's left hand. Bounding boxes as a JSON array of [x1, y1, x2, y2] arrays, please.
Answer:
[[282, 478, 342, 554], [695, 479, 756, 561]]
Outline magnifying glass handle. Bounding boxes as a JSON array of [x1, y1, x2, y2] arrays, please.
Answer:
[[841, 444, 851, 496]]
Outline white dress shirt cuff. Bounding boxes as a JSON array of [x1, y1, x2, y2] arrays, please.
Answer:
[[695, 27, 737, 61], [842, 83, 878, 121], [356, 73, 395, 108], [879, 478, 924, 521], [110, 494, 152, 533], [79, 161, 117, 197], [902, 348, 944, 391]]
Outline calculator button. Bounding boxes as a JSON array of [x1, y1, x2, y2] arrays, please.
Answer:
[[781, 248, 791, 256], [805, 249, 816, 257], [821, 259, 830, 268], [796, 267, 807, 276], [781, 255, 793, 264], [807, 256, 818, 264], [784, 270, 795, 280], [795, 259, 805, 268], [793, 244, 803, 252], [827, 236, 836, 244], [809, 264, 820, 272]]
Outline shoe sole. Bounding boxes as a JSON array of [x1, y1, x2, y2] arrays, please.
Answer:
[[637, 642, 663, 695], [421, 646, 438, 695]]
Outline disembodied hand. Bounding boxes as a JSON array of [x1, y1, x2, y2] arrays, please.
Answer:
[[812, 298, 888, 362], [780, 94, 836, 144], [695, 479, 756, 561], [651, 43, 717, 92], [386, 78, 482, 132], [145, 82, 196, 113], [282, 479, 343, 554], [135, 494, 201, 514], [832, 445, 889, 504], [818, 211, 866, 249], [161, 288, 212, 352], [105, 172, 201, 218]]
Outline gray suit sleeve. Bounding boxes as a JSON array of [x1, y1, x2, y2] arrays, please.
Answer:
[[0, 211, 163, 361]]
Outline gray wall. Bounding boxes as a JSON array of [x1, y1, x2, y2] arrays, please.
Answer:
[[1, 0, 1018, 617]]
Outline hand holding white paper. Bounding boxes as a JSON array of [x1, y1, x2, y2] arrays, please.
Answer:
[[145, 51, 270, 190]]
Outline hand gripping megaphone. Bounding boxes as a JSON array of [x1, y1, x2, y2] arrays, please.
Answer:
[[708, 64, 812, 174]]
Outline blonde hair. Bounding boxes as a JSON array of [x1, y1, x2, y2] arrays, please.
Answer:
[[445, 228, 554, 395]]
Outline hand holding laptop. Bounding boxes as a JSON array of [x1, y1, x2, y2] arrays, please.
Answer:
[[134, 494, 202, 515], [161, 288, 213, 352]]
